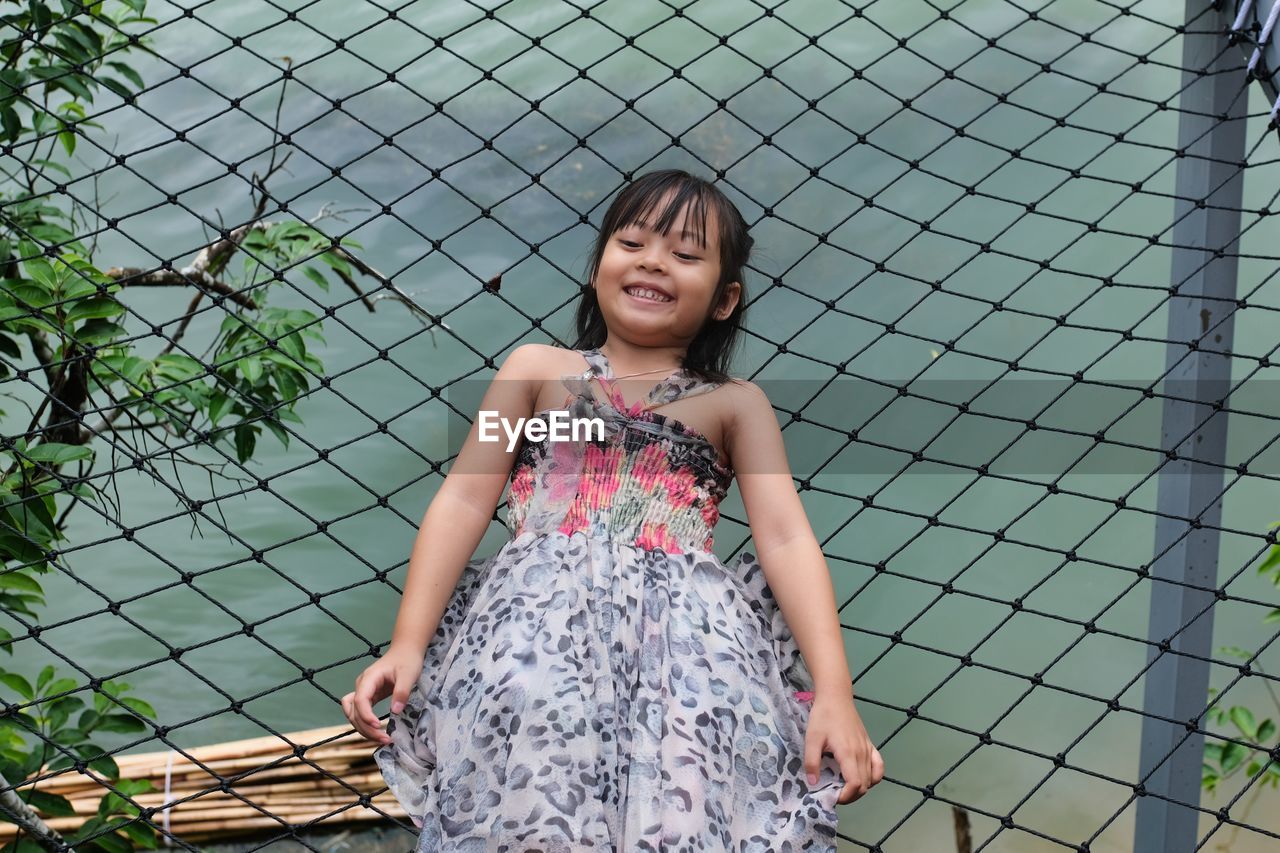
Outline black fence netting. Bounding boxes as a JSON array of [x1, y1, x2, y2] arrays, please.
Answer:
[[2, 0, 1280, 851]]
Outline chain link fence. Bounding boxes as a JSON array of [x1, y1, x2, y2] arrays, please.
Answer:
[[2, 0, 1280, 851]]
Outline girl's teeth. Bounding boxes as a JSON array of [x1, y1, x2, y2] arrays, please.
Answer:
[[627, 287, 671, 302]]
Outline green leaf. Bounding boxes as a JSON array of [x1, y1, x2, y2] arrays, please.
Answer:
[[99, 789, 128, 817], [275, 367, 299, 403], [70, 317, 127, 346], [66, 295, 123, 324], [104, 62, 143, 90], [108, 355, 150, 385], [57, 268, 97, 299], [266, 220, 313, 243], [83, 747, 119, 780], [1221, 741, 1247, 773], [43, 754, 76, 775], [66, 19, 104, 54], [261, 416, 288, 449], [0, 594, 42, 619], [0, 671, 33, 699], [22, 788, 76, 817], [115, 778, 154, 797], [119, 696, 156, 719], [1, 106, 20, 142], [1258, 718, 1276, 743], [276, 330, 306, 362], [44, 678, 79, 698], [58, 20, 101, 56], [120, 819, 159, 848], [95, 713, 146, 734], [1258, 543, 1280, 577], [35, 665, 55, 693], [72, 816, 131, 853], [208, 392, 234, 427], [22, 256, 58, 290], [110, 679, 133, 698], [302, 265, 330, 291], [0, 707, 40, 734], [1231, 706, 1259, 740], [0, 571, 43, 594], [68, 482, 99, 502], [93, 829, 132, 853], [317, 247, 353, 277], [238, 356, 263, 384], [97, 77, 133, 100], [46, 695, 80, 733], [153, 354, 204, 380], [23, 443, 93, 465], [0, 69, 25, 107], [49, 34, 90, 69], [55, 725, 90, 746], [234, 423, 257, 462], [51, 71, 96, 103], [66, 814, 104, 842]]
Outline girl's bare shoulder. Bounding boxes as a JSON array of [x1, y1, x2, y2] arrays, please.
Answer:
[[508, 344, 592, 415], [712, 377, 776, 445], [716, 376, 771, 411]]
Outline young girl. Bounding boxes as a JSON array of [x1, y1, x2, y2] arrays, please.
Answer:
[[342, 168, 884, 850]]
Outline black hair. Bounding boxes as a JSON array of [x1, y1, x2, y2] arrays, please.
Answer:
[[571, 169, 752, 384]]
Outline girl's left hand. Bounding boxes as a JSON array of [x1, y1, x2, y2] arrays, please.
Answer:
[[804, 692, 885, 805]]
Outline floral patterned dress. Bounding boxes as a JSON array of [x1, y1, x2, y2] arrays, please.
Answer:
[[374, 347, 843, 852]]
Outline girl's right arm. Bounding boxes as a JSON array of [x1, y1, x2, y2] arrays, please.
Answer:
[[343, 343, 544, 743]]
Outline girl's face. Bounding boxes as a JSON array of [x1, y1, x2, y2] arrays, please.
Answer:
[[593, 195, 740, 348]]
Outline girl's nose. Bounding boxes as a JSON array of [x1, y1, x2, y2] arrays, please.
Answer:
[[638, 249, 665, 272]]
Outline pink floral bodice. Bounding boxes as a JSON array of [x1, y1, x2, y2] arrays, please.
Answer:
[[505, 347, 732, 553]]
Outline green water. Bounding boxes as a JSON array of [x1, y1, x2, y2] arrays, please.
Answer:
[[23, 1, 1280, 850]]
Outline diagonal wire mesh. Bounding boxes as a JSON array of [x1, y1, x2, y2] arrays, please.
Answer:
[[2, 0, 1280, 851]]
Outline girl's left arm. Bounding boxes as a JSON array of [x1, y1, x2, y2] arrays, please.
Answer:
[[726, 379, 885, 802], [724, 379, 851, 698], [727, 379, 885, 799]]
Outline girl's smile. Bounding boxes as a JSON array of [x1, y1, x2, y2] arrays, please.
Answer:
[[623, 283, 676, 304]]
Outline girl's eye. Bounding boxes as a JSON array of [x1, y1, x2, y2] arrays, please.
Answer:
[[619, 239, 698, 260]]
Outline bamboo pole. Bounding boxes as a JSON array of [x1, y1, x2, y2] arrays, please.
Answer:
[[0, 724, 409, 844]]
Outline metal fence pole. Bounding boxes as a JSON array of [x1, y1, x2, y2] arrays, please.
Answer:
[[1133, 3, 1249, 852]]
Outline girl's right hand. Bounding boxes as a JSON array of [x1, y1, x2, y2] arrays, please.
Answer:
[[341, 644, 425, 746]]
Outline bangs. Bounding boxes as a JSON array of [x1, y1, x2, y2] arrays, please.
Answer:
[[610, 181, 714, 249]]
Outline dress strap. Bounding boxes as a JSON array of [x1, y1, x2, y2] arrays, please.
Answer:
[[579, 347, 610, 378]]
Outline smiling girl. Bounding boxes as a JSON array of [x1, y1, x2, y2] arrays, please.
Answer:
[[343, 168, 884, 851]]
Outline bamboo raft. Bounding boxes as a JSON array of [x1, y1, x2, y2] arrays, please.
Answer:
[[0, 724, 411, 846]]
